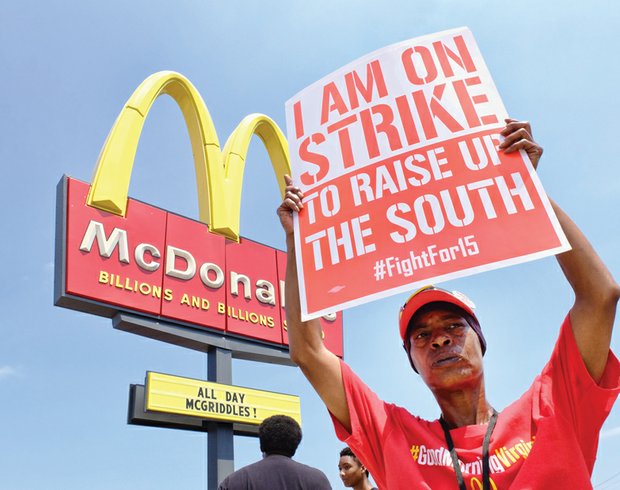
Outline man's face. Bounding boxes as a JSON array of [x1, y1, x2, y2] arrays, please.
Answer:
[[408, 307, 484, 391], [338, 455, 365, 487]]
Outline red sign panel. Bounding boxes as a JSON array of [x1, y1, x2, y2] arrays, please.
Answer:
[[66, 178, 168, 316], [59, 177, 343, 357], [160, 212, 226, 331], [225, 239, 282, 344], [285, 28, 569, 319]]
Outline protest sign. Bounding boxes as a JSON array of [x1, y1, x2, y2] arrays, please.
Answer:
[[285, 27, 570, 320]]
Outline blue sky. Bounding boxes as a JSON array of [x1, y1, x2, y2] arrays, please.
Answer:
[[1, 1, 620, 488]]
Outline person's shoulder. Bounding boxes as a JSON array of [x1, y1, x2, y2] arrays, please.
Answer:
[[290, 459, 330, 482], [386, 400, 430, 425], [292, 458, 327, 473], [276, 456, 319, 471], [219, 459, 263, 483], [217, 466, 249, 489], [262, 456, 330, 487]]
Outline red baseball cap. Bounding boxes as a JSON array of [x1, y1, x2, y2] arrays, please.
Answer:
[[399, 285, 479, 342]]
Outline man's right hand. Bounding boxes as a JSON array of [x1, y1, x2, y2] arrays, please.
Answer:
[[276, 175, 304, 237]]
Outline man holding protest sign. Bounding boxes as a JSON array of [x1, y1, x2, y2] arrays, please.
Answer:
[[278, 119, 620, 489]]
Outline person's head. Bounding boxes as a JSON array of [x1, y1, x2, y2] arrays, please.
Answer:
[[338, 447, 369, 487], [399, 286, 486, 390], [258, 415, 302, 458]]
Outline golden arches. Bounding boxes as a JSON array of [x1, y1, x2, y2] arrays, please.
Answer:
[[87, 71, 290, 241]]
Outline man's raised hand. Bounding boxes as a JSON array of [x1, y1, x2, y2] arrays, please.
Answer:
[[499, 118, 543, 169], [276, 175, 304, 237]]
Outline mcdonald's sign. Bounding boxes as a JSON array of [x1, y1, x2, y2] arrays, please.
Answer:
[[55, 71, 343, 357]]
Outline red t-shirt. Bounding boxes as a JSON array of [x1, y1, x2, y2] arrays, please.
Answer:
[[331, 316, 620, 489]]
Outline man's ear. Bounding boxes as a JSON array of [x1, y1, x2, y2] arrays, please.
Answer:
[[403, 342, 419, 374]]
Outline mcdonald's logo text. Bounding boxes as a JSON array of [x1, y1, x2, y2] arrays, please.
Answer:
[[56, 177, 343, 355]]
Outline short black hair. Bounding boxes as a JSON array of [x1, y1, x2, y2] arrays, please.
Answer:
[[259, 415, 302, 457], [339, 446, 369, 477]]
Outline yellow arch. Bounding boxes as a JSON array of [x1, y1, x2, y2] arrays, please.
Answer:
[[87, 71, 290, 241]]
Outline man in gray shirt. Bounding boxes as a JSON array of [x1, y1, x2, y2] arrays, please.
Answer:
[[218, 415, 331, 489]]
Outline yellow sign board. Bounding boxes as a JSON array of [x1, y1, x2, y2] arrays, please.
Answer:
[[145, 372, 301, 426]]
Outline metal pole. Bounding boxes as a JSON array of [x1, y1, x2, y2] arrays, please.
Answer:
[[207, 347, 234, 488]]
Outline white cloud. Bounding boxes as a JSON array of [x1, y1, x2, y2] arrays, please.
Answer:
[[601, 426, 620, 440], [0, 366, 17, 380]]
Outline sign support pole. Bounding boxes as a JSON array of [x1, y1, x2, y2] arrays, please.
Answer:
[[207, 347, 234, 487]]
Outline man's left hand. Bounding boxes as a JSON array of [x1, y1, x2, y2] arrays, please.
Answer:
[[499, 118, 543, 169]]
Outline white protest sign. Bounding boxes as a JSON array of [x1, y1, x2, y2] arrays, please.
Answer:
[[285, 27, 569, 320]]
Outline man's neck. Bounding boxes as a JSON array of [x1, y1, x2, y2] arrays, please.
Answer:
[[434, 384, 493, 428], [262, 452, 290, 459], [352, 478, 374, 490]]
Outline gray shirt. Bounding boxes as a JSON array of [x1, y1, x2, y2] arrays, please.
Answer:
[[218, 454, 331, 490]]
